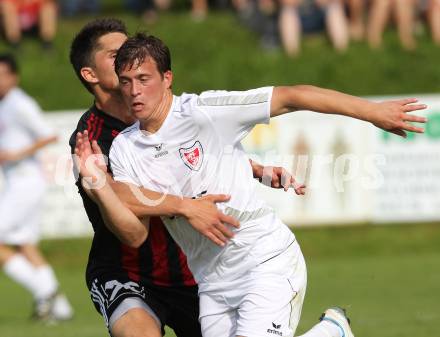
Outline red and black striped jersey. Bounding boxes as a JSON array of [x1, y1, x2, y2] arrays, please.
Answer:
[[69, 105, 196, 288]]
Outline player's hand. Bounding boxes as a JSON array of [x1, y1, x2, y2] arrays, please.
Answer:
[[74, 131, 107, 189], [259, 166, 306, 195], [370, 98, 427, 138], [182, 194, 240, 247]]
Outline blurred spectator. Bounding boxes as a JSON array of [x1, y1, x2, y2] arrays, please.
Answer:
[[278, 0, 349, 56], [0, 0, 57, 49], [233, 0, 279, 50], [367, 0, 417, 50], [345, 0, 365, 41], [191, 0, 208, 20], [59, 0, 100, 17], [425, 0, 440, 45], [121, 0, 170, 24], [0, 53, 73, 322]]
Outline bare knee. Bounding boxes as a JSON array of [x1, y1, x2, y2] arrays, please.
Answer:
[[111, 308, 162, 337]]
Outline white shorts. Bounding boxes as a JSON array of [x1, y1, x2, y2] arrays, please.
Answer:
[[0, 177, 45, 245], [199, 240, 307, 337]]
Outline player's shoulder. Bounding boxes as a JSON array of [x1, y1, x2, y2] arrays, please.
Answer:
[[196, 87, 273, 107], [9, 87, 41, 111], [119, 120, 139, 136], [111, 121, 140, 149]]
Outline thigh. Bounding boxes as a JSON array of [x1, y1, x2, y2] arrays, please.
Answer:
[[163, 286, 202, 337], [236, 277, 304, 337], [237, 242, 307, 337], [200, 309, 236, 337], [88, 276, 166, 335], [111, 303, 162, 337]]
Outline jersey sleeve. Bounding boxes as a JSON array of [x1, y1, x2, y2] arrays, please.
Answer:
[[16, 98, 55, 140], [195, 87, 273, 144], [109, 136, 142, 187]]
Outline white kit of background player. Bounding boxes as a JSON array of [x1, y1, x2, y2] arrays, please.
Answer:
[[0, 55, 73, 321]]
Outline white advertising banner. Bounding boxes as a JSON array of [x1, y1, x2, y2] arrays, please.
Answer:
[[1, 95, 438, 238], [370, 96, 440, 223], [39, 111, 93, 237]]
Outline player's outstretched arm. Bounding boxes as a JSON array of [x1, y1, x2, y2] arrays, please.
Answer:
[[270, 85, 427, 137], [74, 131, 149, 248], [0, 135, 57, 164]]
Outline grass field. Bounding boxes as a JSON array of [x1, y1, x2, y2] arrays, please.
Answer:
[[1, 10, 440, 111], [0, 223, 439, 337]]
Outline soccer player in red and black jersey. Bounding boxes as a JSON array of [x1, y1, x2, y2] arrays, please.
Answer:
[[68, 19, 304, 337]]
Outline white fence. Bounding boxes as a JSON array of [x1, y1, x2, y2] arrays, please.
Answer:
[[1, 95, 439, 238]]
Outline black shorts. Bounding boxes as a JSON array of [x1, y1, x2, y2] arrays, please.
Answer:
[[88, 274, 201, 337]]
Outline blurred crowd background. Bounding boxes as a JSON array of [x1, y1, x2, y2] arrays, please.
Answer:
[[1, 0, 440, 54]]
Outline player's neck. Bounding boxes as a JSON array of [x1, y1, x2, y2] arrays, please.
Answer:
[[140, 89, 173, 134], [95, 89, 135, 125]]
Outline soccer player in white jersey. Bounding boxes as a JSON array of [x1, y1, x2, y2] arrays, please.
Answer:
[[75, 33, 426, 337], [0, 54, 73, 322]]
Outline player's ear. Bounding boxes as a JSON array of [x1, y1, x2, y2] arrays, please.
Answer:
[[80, 67, 99, 85], [163, 70, 173, 89]]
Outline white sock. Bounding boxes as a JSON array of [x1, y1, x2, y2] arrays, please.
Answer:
[[3, 254, 41, 297], [34, 265, 59, 300], [298, 321, 343, 337]]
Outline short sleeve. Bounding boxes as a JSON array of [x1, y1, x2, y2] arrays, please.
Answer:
[[109, 136, 142, 187], [16, 98, 55, 139], [196, 87, 273, 144]]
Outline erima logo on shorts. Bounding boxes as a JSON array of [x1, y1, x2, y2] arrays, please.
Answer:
[[267, 322, 282, 336]]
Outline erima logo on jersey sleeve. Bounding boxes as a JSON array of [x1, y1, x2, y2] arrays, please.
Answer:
[[179, 141, 204, 171]]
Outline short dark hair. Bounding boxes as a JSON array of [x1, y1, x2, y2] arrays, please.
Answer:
[[70, 18, 127, 93], [114, 33, 171, 78], [0, 54, 18, 74]]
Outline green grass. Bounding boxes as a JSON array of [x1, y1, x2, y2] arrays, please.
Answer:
[[1, 11, 440, 111], [0, 223, 439, 337]]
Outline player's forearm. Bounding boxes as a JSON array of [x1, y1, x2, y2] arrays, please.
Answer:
[[20, 135, 58, 159], [271, 85, 376, 121], [90, 180, 149, 248], [111, 180, 188, 218]]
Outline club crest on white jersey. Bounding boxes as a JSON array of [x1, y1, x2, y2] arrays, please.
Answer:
[[179, 141, 204, 171]]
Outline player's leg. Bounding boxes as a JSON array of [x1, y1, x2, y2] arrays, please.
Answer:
[[111, 306, 162, 337], [0, 244, 42, 297], [199, 289, 237, 337], [394, 0, 417, 50], [18, 242, 73, 321], [89, 276, 165, 337], [2, 179, 74, 321], [200, 310, 237, 337], [0, 188, 44, 305], [161, 285, 202, 337], [234, 240, 307, 337]]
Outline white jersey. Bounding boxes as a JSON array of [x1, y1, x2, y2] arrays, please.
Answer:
[[0, 87, 53, 181], [110, 87, 296, 291]]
